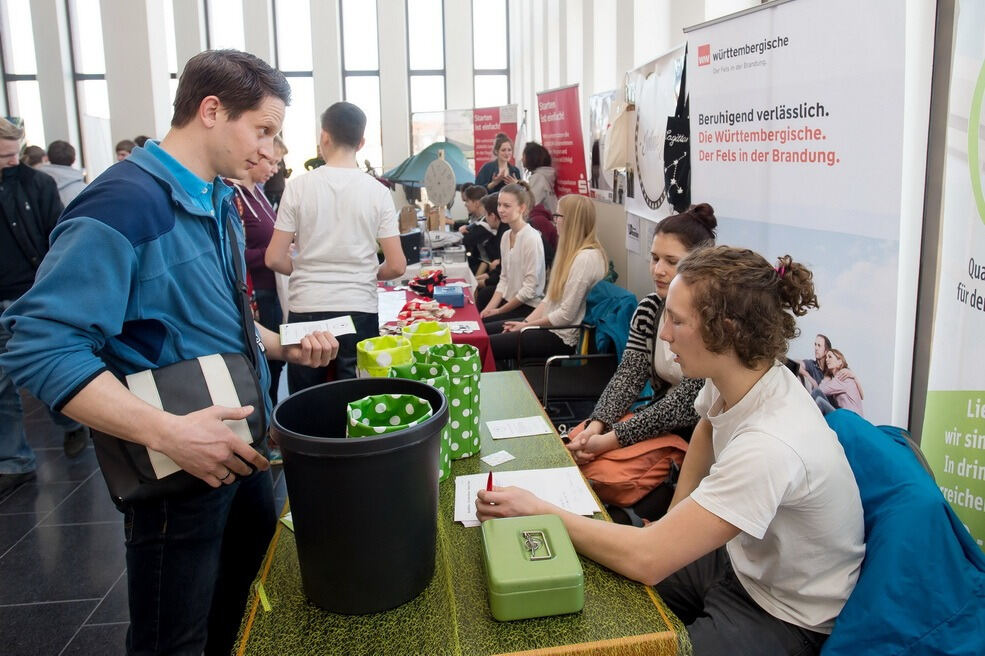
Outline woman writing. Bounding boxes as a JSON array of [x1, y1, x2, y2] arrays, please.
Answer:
[[566, 204, 717, 462], [816, 348, 864, 416], [488, 194, 607, 365], [223, 137, 287, 400], [475, 133, 522, 193], [477, 246, 865, 655], [479, 182, 545, 328]]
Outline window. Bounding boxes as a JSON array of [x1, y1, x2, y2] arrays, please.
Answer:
[[472, 0, 509, 108], [273, 0, 315, 175], [407, 0, 445, 115], [339, 0, 382, 171], [206, 0, 245, 52], [0, 0, 44, 147], [67, 0, 112, 178], [163, 0, 179, 107]]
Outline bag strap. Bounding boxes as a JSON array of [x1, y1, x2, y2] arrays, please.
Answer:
[[675, 45, 688, 118], [224, 213, 260, 369]]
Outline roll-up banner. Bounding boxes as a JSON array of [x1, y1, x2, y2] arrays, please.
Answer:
[[472, 105, 518, 175], [687, 0, 906, 424], [921, 0, 985, 549], [537, 85, 589, 196]]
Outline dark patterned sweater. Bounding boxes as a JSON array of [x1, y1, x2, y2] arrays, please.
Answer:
[[589, 293, 703, 446]]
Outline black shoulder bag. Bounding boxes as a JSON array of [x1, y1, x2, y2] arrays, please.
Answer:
[[664, 47, 691, 213], [92, 214, 266, 504]]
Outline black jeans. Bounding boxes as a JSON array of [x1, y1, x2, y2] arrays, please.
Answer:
[[488, 326, 572, 369], [254, 288, 283, 403], [286, 310, 379, 392], [656, 548, 828, 656], [122, 468, 276, 656]]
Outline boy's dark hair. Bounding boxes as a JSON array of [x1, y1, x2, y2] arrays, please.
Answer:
[[320, 102, 366, 150], [115, 139, 136, 153], [463, 184, 486, 202], [133, 135, 150, 147], [20, 145, 45, 166], [47, 140, 76, 166], [522, 142, 552, 171], [481, 193, 500, 218], [171, 49, 291, 127]]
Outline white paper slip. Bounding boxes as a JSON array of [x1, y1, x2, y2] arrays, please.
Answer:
[[378, 290, 408, 326], [448, 321, 481, 334], [453, 467, 600, 526], [279, 316, 357, 345], [480, 450, 515, 467], [486, 415, 552, 439], [279, 512, 294, 531]]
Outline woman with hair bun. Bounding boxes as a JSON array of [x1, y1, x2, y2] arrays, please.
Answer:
[[567, 203, 718, 461], [475, 132, 522, 193], [477, 246, 864, 656], [479, 181, 545, 326]]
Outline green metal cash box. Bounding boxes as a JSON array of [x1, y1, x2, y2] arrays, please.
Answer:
[[480, 514, 584, 621]]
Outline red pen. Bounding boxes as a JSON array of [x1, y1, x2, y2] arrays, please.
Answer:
[[486, 471, 493, 492]]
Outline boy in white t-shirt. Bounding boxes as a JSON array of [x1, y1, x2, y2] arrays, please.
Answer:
[[267, 102, 406, 386], [476, 246, 865, 655]]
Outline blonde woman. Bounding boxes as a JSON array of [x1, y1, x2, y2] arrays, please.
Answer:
[[488, 194, 607, 365]]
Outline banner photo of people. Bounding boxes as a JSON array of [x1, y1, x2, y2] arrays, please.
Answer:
[[921, 0, 985, 548], [472, 105, 518, 175], [536, 85, 589, 196], [687, 0, 907, 424]]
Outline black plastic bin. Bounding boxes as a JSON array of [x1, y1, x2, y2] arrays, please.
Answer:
[[271, 377, 448, 614]]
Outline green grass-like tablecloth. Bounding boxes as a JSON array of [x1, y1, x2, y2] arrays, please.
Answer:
[[235, 372, 690, 656]]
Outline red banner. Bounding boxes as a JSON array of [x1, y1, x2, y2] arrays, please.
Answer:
[[536, 85, 589, 196], [472, 105, 517, 175]]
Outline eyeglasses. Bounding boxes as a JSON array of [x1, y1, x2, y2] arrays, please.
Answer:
[[551, 213, 564, 223]]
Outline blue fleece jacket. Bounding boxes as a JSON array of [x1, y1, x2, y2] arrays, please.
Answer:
[[0, 143, 272, 419]]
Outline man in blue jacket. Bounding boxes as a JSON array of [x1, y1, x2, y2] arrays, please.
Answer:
[[0, 50, 338, 656]]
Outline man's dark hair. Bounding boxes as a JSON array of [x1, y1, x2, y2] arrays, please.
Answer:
[[463, 184, 486, 202], [171, 49, 291, 128], [20, 145, 45, 166], [115, 139, 135, 154], [47, 140, 76, 166], [133, 135, 150, 147], [320, 102, 366, 150]]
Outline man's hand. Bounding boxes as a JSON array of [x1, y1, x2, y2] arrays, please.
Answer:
[[156, 405, 270, 488], [476, 485, 550, 521], [281, 331, 339, 367]]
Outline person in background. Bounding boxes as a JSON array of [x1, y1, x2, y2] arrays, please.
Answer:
[[267, 102, 406, 387], [522, 141, 558, 214], [475, 132, 521, 193], [474, 193, 509, 309], [479, 181, 545, 328], [488, 194, 606, 367], [566, 204, 718, 461], [799, 333, 830, 391], [262, 135, 289, 210], [223, 146, 285, 403], [461, 184, 496, 272], [0, 117, 90, 502], [39, 140, 86, 205], [457, 183, 487, 233], [0, 51, 338, 655], [133, 135, 151, 148], [20, 145, 46, 168], [478, 247, 864, 656], [114, 139, 135, 161], [815, 348, 864, 417]]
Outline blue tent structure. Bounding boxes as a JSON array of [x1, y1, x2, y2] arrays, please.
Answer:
[[383, 141, 475, 187]]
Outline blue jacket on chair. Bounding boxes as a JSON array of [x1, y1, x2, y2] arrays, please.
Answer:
[[582, 281, 636, 360], [823, 410, 985, 656]]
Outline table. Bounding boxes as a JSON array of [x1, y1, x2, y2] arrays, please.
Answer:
[[379, 282, 496, 373], [234, 371, 689, 656], [404, 260, 478, 293]]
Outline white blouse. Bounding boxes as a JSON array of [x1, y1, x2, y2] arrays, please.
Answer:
[[494, 223, 545, 308]]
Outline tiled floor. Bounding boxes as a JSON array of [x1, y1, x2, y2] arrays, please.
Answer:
[[0, 391, 288, 656]]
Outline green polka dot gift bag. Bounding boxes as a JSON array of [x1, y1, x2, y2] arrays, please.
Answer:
[[345, 394, 433, 438], [356, 335, 413, 378], [401, 321, 452, 357], [389, 361, 452, 482], [423, 343, 481, 459]]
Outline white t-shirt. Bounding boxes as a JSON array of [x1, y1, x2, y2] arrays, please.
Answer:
[[275, 166, 398, 313], [689, 363, 864, 633]]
